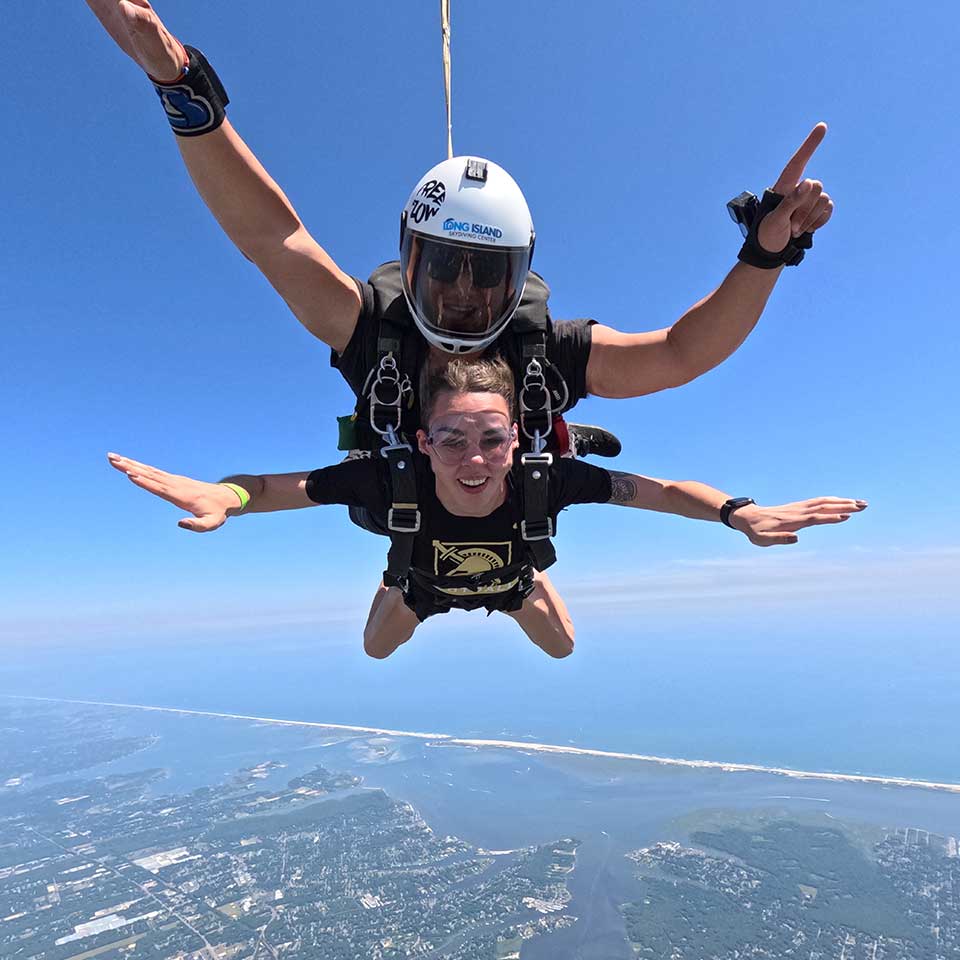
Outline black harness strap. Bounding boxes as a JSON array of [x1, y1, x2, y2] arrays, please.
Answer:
[[519, 451, 557, 571], [368, 305, 419, 590], [381, 435, 420, 590], [515, 350, 560, 570]]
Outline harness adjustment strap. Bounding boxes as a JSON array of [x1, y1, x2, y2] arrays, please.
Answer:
[[520, 451, 557, 569], [381, 437, 420, 589], [521, 337, 547, 359], [377, 334, 402, 354]]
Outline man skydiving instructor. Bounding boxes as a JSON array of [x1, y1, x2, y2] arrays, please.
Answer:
[[83, 1, 835, 425]]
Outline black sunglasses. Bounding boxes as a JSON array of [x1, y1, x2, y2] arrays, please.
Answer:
[[424, 243, 507, 289]]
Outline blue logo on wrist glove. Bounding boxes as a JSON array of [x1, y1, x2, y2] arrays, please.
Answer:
[[153, 84, 215, 134]]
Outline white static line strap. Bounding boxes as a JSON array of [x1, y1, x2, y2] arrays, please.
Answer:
[[441, 0, 453, 159]]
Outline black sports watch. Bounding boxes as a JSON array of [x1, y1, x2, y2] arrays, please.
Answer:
[[720, 497, 755, 528]]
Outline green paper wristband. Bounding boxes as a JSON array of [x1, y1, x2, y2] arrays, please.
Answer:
[[220, 482, 250, 512]]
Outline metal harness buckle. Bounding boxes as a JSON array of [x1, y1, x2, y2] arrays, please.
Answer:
[[387, 506, 421, 534], [369, 355, 411, 437], [521, 451, 554, 469], [520, 517, 554, 541], [519, 358, 552, 442]]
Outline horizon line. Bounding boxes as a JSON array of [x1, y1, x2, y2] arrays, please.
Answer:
[[6, 694, 960, 795]]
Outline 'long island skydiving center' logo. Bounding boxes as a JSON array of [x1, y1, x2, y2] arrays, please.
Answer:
[[442, 218, 503, 242], [409, 180, 446, 224], [153, 83, 216, 135], [432, 540, 517, 596]]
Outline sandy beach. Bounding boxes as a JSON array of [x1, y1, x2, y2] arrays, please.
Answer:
[[10, 695, 960, 796]]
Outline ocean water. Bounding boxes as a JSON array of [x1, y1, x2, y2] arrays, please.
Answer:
[[7, 607, 959, 784]]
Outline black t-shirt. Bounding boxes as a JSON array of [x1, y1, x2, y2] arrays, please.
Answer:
[[331, 267, 595, 429], [305, 455, 612, 616]]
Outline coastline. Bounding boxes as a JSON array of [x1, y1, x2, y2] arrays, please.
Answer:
[[7, 694, 960, 796]]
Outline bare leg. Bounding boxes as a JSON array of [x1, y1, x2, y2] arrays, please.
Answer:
[[505, 570, 575, 658], [363, 582, 420, 659]]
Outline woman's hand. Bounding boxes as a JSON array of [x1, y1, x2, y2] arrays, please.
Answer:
[[107, 452, 242, 532], [730, 497, 867, 547]]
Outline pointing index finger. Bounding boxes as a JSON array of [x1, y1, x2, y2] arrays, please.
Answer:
[[772, 122, 827, 194]]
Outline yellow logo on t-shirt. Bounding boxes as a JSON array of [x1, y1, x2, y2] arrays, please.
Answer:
[[432, 540, 517, 596]]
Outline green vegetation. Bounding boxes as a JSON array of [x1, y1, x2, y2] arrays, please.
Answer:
[[622, 817, 944, 959]]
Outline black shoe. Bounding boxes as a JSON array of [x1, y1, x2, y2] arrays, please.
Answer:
[[567, 423, 622, 458]]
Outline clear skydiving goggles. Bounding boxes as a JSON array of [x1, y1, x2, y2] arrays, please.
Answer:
[[425, 412, 518, 465], [400, 232, 531, 352]]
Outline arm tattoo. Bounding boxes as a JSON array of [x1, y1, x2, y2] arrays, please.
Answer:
[[608, 471, 638, 505]]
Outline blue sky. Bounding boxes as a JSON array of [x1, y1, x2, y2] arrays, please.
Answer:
[[2, 0, 957, 646]]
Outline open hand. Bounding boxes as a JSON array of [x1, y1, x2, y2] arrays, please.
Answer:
[[756, 123, 835, 254], [85, 0, 185, 82], [730, 497, 867, 547], [107, 452, 240, 532]]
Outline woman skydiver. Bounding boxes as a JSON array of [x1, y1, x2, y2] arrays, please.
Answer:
[[107, 357, 866, 660]]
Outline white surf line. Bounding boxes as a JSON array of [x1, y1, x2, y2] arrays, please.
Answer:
[[759, 796, 832, 802], [8, 695, 960, 796]]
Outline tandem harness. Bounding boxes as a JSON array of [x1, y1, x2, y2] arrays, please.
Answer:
[[351, 262, 568, 591]]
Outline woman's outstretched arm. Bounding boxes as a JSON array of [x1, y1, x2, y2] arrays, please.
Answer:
[[107, 452, 314, 532], [604, 470, 867, 547]]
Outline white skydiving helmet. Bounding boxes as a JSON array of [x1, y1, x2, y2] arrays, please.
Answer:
[[399, 156, 535, 354]]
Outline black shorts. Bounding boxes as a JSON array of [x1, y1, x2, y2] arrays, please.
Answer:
[[403, 573, 534, 622]]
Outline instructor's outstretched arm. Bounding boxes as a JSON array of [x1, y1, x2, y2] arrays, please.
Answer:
[[586, 125, 835, 398], [84, 1, 361, 353], [107, 453, 315, 532], [603, 470, 866, 547]]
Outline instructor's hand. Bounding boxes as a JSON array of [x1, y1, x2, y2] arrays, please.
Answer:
[[85, 0, 185, 82], [730, 497, 867, 547], [107, 452, 240, 532], [756, 123, 835, 255]]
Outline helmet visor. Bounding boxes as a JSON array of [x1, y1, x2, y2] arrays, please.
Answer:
[[401, 233, 530, 347]]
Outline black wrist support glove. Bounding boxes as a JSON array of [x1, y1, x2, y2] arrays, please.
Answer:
[[727, 189, 813, 268], [152, 45, 229, 138]]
